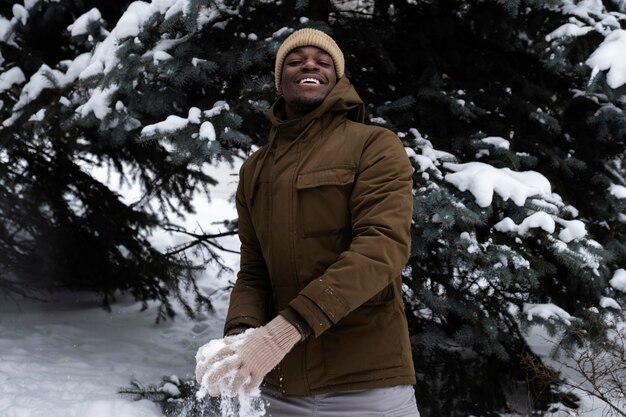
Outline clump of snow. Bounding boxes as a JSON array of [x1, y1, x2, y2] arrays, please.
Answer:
[[141, 106, 202, 137], [444, 162, 552, 207], [24, 0, 42, 10], [546, 23, 593, 41], [67, 8, 103, 37], [609, 184, 626, 199], [12, 4, 29, 25], [153, 50, 173, 63], [28, 108, 46, 122], [75, 85, 119, 120], [586, 30, 626, 88], [599, 296, 621, 310], [0, 66, 26, 92], [524, 303, 573, 326], [200, 121, 216, 141], [195, 331, 266, 417], [6, 53, 91, 120], [480, 136, 510, 149], [494, 217, 517, 233], [556, 219, 587, 242], [610, 269, 626, 292], [518, 212, 556, 236]]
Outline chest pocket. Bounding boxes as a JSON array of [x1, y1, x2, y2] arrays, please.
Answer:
[[296, 166, 355, 237]]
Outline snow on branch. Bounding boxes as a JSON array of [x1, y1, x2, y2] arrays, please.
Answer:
[[443, 161, 552, 208]]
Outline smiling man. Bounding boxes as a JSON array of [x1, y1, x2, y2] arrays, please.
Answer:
[[195, 28, 419, 416]]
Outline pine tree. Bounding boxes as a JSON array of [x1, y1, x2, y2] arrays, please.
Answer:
[[2, 0, 626, 416]]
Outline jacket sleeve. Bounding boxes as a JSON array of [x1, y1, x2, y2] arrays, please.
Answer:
[[223, 163, 273, 336], [288, 130, 414, 337]]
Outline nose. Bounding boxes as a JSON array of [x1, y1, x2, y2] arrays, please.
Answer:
[[302, 58, 318, 70]]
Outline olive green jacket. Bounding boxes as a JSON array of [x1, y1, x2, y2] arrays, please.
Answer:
[[224, 77, 416, 396]]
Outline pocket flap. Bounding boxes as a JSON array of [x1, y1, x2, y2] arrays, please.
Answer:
[[296, 167, 355, 189]]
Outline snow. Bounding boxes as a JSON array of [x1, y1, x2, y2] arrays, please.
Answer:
[[556, 219, 587, 243], [518, 212, 556, 236], [141, 106, 205, 137], [6, 53, 91, 120], [67, 8, 103, 37], [0, 161, 244, 416], [194, 330, 266, 417], [524, 303, 573, 326], [494, 217, 517, 233], [443, 162, 552, 207], [75, 85, 119, 120], [200, 121, 217, 141], [599, 296, 621, 310], [586, 30, 626, 88], [546, 23, 593, 41], [0, 16, 13, 43], [610, 269, 626, 292], [609, 184, 626, 198], [12, 4, 28, 25], [480, 136, 510, 149], [0, 66, 26, 92]]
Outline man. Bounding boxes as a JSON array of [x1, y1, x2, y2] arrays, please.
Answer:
[[196, 28, 419, 416]]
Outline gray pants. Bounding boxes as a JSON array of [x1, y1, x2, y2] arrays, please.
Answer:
[[260, 385, 420, 417]]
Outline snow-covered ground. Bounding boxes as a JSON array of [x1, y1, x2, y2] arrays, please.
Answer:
[[0, 162, 240, 417]]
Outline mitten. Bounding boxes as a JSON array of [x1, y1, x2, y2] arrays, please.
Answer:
[[195, 315, 300, 397]]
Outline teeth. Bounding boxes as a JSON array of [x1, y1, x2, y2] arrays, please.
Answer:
[[298, 78, 321, 84]]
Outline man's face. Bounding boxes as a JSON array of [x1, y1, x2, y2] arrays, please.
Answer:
[[277, 46, 338, 120]]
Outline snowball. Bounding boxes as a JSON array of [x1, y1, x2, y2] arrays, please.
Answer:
[[609, 184, 626, 199], [557, 219, 587, 242], [444, 162, 551, 207], [610, 269, 626, 292], [586, 29, 626, 89], [524, 303, 573, 325]]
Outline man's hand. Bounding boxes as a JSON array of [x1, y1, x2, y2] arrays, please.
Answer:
[[195, 315, 301, 397]]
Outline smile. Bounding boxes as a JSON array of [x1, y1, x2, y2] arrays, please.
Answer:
[[298, 78, 322, 85]]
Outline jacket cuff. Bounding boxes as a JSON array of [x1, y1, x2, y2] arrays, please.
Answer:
[[223, 315, 264, 337], [279, 307, 313, 341], [288, 295, 334, 338], [224, 325, 252, 337]]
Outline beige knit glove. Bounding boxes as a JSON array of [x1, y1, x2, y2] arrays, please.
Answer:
[[195, 315, 301, 397]]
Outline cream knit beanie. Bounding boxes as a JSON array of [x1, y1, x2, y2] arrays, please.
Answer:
[[274, 28, 345, 90]]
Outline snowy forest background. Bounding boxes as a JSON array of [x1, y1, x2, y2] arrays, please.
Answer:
[[1, 0, 626, 416]]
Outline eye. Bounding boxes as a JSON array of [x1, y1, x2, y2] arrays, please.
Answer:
[[287, 60, 302, 66], [318, 61, 330, 67]]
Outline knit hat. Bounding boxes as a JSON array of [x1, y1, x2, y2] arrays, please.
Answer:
[[274, 28, 345, 90]]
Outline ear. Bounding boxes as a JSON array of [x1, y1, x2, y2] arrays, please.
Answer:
[[276, 84, 283, 96]]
